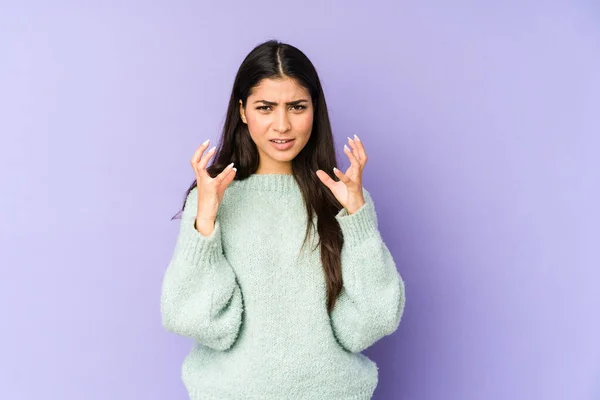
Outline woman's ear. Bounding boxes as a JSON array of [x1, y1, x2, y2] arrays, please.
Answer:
[[239, 100, 247, 124]]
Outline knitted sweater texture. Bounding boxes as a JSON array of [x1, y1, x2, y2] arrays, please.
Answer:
[[160, 173, 406, 399]]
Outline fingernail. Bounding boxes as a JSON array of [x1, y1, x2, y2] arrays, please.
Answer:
[[232, 167, 237, 172], [354, 134, 360, 141], [344, 144, 350, 151], [203, 139, 210, 146], [347, 136, 354, 142], [227, 162, 234, 168], [208, 146, 216, 153], [333, 167, 338, 172]]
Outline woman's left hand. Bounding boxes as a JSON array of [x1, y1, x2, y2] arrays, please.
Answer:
[[316, 134, 368, 215]]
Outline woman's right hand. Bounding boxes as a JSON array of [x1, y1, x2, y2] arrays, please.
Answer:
[[190, 140, 236, 234]]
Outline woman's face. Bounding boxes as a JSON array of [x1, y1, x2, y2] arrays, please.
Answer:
[[240, 77, 314, 174]]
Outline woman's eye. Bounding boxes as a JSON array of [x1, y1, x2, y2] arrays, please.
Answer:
[[256, 105, 305, 111]]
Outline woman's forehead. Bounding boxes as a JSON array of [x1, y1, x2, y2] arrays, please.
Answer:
[[250, 77, 310, 99]]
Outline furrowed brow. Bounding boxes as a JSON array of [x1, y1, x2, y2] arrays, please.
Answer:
[[253, 99, 309, 106]]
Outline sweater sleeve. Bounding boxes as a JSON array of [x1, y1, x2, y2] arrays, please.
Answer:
[[160, 187, 243, 351], [329, 188, 406, 353]]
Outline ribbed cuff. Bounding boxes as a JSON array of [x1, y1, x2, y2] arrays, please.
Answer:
[[335, 196, 379, 246], [190, 389, 373, 400], [175, 217, 224, 265]]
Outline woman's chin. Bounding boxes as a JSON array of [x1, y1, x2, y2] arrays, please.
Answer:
[[269, 151, 297, 162]]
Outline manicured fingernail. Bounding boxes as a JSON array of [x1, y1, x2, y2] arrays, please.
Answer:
[[344, 144, 350, 151], [227, 162, 234, 168], [354, 134, 360, 141], [232, 167, 237, 172], [347, 136, 354, 142], [208, 146, 216, 153], [203, 139, 210, 146], [333, 167, 338, 172]]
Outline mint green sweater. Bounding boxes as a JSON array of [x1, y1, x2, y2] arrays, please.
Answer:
[[160, 173, 406, 399]]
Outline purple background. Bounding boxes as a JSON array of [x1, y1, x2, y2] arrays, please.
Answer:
[[1, 1, 599, 399]]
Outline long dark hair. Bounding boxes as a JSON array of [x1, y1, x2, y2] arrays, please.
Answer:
[[173, 39, 344, 314]]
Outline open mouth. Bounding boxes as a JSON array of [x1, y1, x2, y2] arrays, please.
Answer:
[[269, 139, 295, 150]]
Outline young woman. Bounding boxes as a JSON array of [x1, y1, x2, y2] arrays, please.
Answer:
[[161, 39, 406, 400]]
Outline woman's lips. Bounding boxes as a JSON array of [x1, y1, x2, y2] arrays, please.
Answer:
[[269, 139, 295, 151]]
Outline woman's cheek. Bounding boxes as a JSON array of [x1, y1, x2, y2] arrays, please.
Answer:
[[251, 114, 271, 131], [300, 116, 314, 133]]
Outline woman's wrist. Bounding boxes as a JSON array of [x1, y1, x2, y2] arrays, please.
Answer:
[[195, 218, 215, 237]]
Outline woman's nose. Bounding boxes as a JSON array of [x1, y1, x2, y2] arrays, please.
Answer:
[[274, 110, 291, 132]]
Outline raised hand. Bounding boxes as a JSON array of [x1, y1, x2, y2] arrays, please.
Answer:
[[190, 139, 236, 234], [316, 134, 367, 215]]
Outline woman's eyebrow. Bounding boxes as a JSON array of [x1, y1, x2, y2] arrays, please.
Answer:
[[253, 99, 309, 106]]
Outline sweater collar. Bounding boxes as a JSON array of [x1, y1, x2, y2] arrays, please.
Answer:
[[231, 173, 300, 193]]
